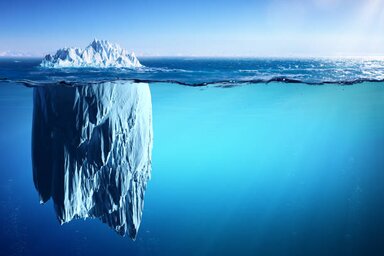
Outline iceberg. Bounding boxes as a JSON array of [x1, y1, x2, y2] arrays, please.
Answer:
[[40, 39, 143, 68], [32, 81, 152, 239]]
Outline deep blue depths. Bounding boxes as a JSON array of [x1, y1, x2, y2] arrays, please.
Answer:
[[0, 58, 384, 256]]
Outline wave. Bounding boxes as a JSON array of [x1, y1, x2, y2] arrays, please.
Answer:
[[1, 76, 384, 88]]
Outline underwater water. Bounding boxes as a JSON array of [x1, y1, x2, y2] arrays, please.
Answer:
[[0, 58, 384, 256]]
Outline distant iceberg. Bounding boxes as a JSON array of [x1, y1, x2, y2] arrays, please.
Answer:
[[40, 39, 143, 68], [32, 81, 152, 239]]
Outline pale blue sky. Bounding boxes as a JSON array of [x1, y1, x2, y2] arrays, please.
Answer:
[[0, 0, 383, 57]]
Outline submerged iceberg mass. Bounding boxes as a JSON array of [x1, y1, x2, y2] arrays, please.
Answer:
[[32, 81, 152, 239], [40, 39, 143, 68]]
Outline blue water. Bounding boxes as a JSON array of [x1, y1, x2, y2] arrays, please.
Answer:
[[1, 57, 384, 86], [0, 58, 384, 255]]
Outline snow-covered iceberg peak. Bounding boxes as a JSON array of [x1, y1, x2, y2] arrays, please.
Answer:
[[32, 81, 152, 239], [40, 39, 143, 68]]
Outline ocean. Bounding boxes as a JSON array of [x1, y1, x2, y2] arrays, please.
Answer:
[[0, 58, 383, 256]]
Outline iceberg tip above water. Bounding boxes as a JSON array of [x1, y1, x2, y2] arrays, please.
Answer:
[[40, 39, 143, 68]]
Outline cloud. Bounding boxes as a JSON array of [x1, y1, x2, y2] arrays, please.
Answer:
[[0, 51, 35, 57]]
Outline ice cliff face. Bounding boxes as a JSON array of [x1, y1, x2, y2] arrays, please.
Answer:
[[32, 81, 152, 239], [40, 39, 143, 68]]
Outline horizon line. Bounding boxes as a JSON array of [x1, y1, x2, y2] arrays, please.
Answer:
[[1, 55, 384, 60]]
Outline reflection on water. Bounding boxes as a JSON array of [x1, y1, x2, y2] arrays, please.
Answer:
[[32, 81, 153, 239]]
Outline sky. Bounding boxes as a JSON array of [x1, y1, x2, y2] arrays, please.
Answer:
[[0, 0, 383, 57]]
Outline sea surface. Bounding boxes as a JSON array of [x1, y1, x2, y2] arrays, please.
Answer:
[[0, 57, 383, 256]]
